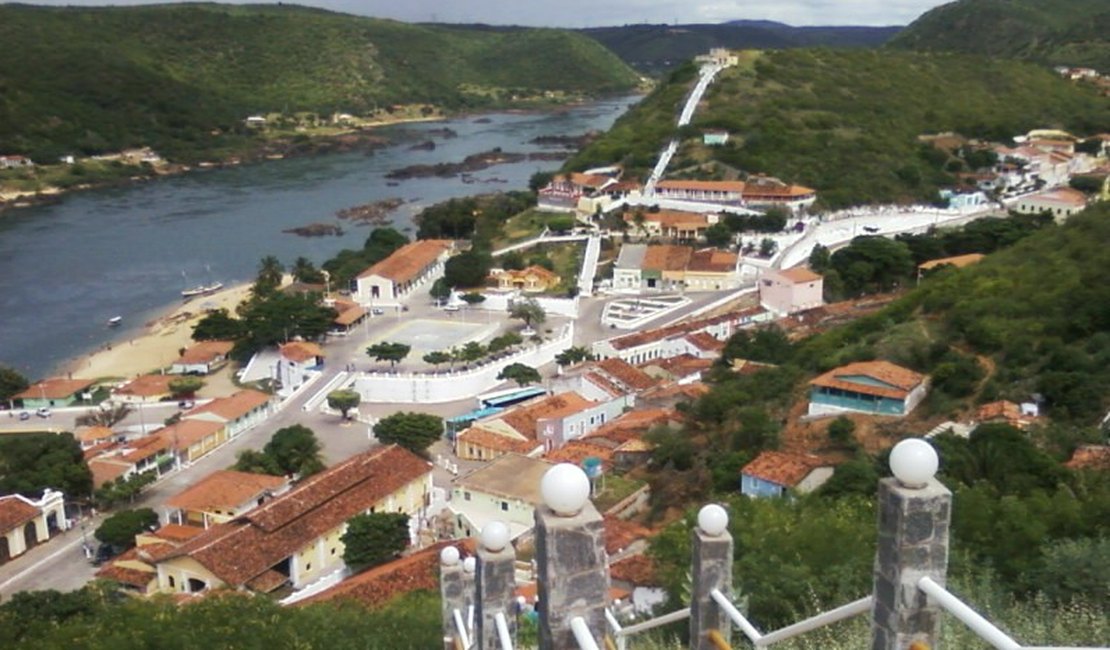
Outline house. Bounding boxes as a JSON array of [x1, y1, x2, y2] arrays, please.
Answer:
[[685, 248, 741, 291], [548, 408, 679, 472], [0, 155, 34, 169], [489, 265, 561, 293], [759, 267, 824, 315], [552, 357, 657, 402], [14, 377, 95, 409], [449, 454, 553, 538], [538, 172, 618, 211], [354, 239, 453, 305], [152, 445, 433, 595], [95, 524, 206, 595], [741, 176, 817, 211], [592, 307, 770, 365], [155, 419, 227, 465], [77, 426, 121, 450], [640, 354, 715, 383], [164, 470, 290, 529], [654, 180, 746, 204], [1011, 188, 1088, 222], [113, 374, 176, 404], [171, 341, 234, 375], [975, 400, 1039, 431], [741, 451, 834, 498], [808, 360, 928, 417], [86, 434, 174, 486], [624, 210, 717, 239], [182, 389, 271, 439], [610, 554, 667, 614], [455, 391, 627, 460], [330, 298, 368, 334], [0, 490, 68, 564], [703, 131, 729, 146], [613, 244, 739, 292], [275, 341, 325, 397], [938, 189, 989, 210]]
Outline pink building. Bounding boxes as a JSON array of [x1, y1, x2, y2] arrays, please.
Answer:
[[759, 268, 824, 315]]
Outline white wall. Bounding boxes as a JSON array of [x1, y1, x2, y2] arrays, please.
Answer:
[[477, 292, 580, 318]]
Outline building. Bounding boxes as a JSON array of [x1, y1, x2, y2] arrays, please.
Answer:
[[449, 454, 553, 538], [171, 341, 234, 375], [1011, 188, 1089, 222], [538, 172, 618, 211], [614, 244, 739, 292], [164, 470, 290, 529], [489, 265, 561, 293], [86, 434, 174, 486], [0, 155, 34, 169], [182, 389, 271, 439], [552, 357, 658, 403], [112, 374, 176, 404], [624, 209, 716, 239], [14, 378, 95, 409], [685, 248, 741, 291], [152, 445, 433, 595], [76, 426, 121, 450], [354, 239, 453, 305], [740, 451, 834, 498], [741, 176, 817, 211], [808, 360, 928, 417], [0, 490, 68, 564], [592, 307, 770, 364], [759, 268, 824, 315], [975, 400, 1039, 431], [330, 298, 368, 334], [703, 131, 729, 146], [155, 419, 227, 465], [275, 342, 325, 397], [654, 180, 745, 204]]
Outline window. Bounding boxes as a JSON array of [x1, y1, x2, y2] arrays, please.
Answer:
[[306, 563, 312, 572], [501, 501, 509, 511], [464, 491, 472, 501], [168, 575, 176, 589]]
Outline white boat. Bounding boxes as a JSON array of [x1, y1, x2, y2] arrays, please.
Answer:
[[107, 316, 122, 327], [181, 282, 224, 299]]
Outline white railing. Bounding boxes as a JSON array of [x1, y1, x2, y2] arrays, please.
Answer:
[[916, 577, 1107, 650], [453, 608, 472, 649], [494, 611, 514, 650], [570, 616, 602, 650], [710, 589, 873, 647]]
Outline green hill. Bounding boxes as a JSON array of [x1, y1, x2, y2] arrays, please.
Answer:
[[0, 3, 639, 162], [568, 49, 1109, 208], [888, 0, 1110, 70]]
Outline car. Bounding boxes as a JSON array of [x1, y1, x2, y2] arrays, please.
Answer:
[[443, 304, 460, 312], [178, 400, 195, 409], [371, 308, 385, 315], [35, 408, 51, 418], [19, 411, 30, 421]]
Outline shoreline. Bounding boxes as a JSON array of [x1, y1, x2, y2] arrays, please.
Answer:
[[60, 283, 254, 382]]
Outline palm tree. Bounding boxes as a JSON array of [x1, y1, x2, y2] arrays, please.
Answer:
[[256, 255, 284, 293]]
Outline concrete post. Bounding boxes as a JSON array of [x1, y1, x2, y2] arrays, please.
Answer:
[[870, 477, 951, 650], [689, 526, 733, 649], [535, 501, 610, 649], [440, 550, 466, 650], [476, 543, 517, 649]]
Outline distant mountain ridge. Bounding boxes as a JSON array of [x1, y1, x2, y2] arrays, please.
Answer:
[[888, 0, 1110, 70], [580, 22, 902, 74]]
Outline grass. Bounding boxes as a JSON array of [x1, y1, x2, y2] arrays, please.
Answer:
[[592, 473, 645, 512], [493, 209, 575, 248], [540, 241, 585, 296]]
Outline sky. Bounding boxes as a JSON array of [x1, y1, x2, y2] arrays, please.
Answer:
[[12, 0, 952, 27]]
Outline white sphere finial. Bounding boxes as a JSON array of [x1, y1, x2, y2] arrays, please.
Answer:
[[889, 438, 938, 488], [697, 504, 729, 537], [540, 463, 591, 516], [439, 545, 460, 566], [481, 521, 511, 552], [462, 556, 477, 574]]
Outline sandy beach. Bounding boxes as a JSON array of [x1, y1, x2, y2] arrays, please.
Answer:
[[64, 283, 253, 381]]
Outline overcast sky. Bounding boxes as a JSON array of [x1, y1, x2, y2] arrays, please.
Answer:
[[13, 1, 951, 27]]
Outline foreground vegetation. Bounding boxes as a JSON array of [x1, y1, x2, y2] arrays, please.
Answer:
[[569, 49, 1109, 207], [0, 3, 639, 163]]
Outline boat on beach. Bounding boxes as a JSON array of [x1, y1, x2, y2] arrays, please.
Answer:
[[181, 282, 224, 299], [107, 316, 122, 327]]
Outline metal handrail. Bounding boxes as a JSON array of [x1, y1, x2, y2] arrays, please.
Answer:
[[711, 589, 764, 643], [616, 607, 692, 637], [453, 608, 472, 649], [494, 611, 513, 650], [570, 616, 602, 650], [711, 589, 873, 647]]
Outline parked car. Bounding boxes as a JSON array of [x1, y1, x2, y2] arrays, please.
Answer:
[[19, 411, 30, 421], [35, 407, 51, 418], [371, 308, 385, 315]]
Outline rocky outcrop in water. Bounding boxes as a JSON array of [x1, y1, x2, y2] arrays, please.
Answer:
[[386, 148, 527, 180], [283, 223, 344, 237]]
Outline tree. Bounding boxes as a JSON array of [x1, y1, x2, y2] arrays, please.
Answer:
[[759, 238, 778, 257], [487, 332, 523, 354], [327, 390, 361, 420], [168, 376, 204, 398], [498, 363, 541, 387], [95, 471, 157, 508], [233, 448, 280, 476], [461, 292, 486, 305], [264, 425, 325, 477], [373, 412, 444, 454], [0, 433, 92, 499], [191, 309, 242, 341], [94, 508, 158, 550], [443, 249, 493, 289], [547, 215, 575, 233], [0, 365, 29, 405], [529, 170, 555, 193], [555, 346, 596, 366], [255, 255, 284, 294], [422, 351, 451, 369], [458, 341, 487, 364], [827, 416, 857, 446], [509, 297, 545, 331], [340, 512, 410, 572], [291, 256, 325, 284], [366, 342, 411, 369], [808, 244, 831, 272], [232, 292, 337, 359], [429, 278, 451, 302], [704, 222, 732, 247]]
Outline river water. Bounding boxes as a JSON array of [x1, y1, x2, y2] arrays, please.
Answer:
[[0, 96, 639, 379]]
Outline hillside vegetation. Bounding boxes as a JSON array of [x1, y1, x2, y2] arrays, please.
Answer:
[[0, 3, 639, 162], [888, 0, 1110, 70], [569, 49, 1109, 207]]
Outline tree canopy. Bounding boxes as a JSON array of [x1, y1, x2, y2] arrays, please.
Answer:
[[326, 390, 361, 420], [235, 425, 324, 477], [373, 412, 443, 454], [366, 342, 411, 368], [497, 363, 541, 387], [509, 297, 546, 329], [0, 433, 92, 499], [0, 365, 29, 404], [94, 508, 159, 550], [340, 512, 410, 571]]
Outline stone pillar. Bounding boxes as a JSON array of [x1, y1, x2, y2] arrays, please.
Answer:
[[870, 476, 951, 650], [535, 501, 610, 649], [439, 548, 466, 650], [475, 526, 517, 650], [689, 505, 733, 650]]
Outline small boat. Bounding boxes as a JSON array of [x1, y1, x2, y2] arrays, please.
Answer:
[[181, 282, 224, 299], [107, 316, 122, 327]]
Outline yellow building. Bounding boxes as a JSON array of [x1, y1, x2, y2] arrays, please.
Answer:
[[490, 265, 561, 292]]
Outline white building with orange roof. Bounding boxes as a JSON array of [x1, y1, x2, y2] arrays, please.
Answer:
[[808, 360, 928, 417], [1011, 187, 1089, 222], [275, 341, 325, 397], [182, 389, 271, 439], [741, 451, 833, 498], [171, 340, 234, 375], [14, 377, 96, 409], [164, 470, 290, 528], [654, 179, 746, 203], [354, 239, 453, 306], [741, 175, 817, 211], [0, 490, 69, 564], [759, 267, 824, 315], [112, 374, 176, 404]]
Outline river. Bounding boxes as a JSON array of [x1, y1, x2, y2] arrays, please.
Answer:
[[0, 96, 639, 379]]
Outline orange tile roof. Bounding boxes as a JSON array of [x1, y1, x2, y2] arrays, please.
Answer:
[[742, 451, 827, 487], [809, 361, 925, 400], [545, 440, 615, 466], [685, 332, 725, 352], [642, 354, 714, 378], [114, 374, 175, 398], [1025, 187, 1088, 208], [918, 253, 985, 271], [687, 248, 737, 273], [456, 426, 540, 455], [121, 434, 172, 463], [976, 400, 1021, 422], [358, 239, 452, 283], [596, 358, 658, 392], [151, 523, 207, 543], [87, 458, 131, 487], [776, 267, 823, 283], [607, 307, 765, 351], [0, 496, 39, 533], [296, 540, 477, 608], [656, 179, 746, 193], [743, 183, 816, 198], [95, 552, 157, 589], [634, 210, 711, 229], [642, 245, 693, 272], [333, 305, 367, 326], [570, 172, 614, 189], [603, 515, 652, 554], [177, 340, 234, 365], [610, 554, 659, 586], [159, 445, 431, 588], [1064, 445, 1110, 471], [586, 408, 680, 444], [166, 470, 288, 513], [15, 377, 95, 400], [77, 426, 117, 444], [280, 341, 324, 363], [499, 392, 597, 439], [156, 419, 225, 451], [184, 389, 270, 422]]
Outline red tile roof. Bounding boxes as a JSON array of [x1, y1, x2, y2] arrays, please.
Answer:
[[743, 451, 827, 487], [545, 440, 616, 467], [15, 377, 95, 400], [184, 389, 270, 422], [0, 496, 39, 533], [687, 248, 737, 273], [641, 354, 714, 379], [642, 245, 693, 272], [499, 392, 597, 439], [95, 547, 157, 589], [603, 516, 652, 555], [156, 419, 225, 452], [610, 554, 659, 586], [596, 358, 658, 392], [158, 445, 431, 588], [685, 332, 725, 352], [606, 307, 764, 351], [150, 524, 206, 543], [1064, 445, 1110, 471], [114, 374, 176, 398], [87, 458, 131, 487], [1025, 187, 1088, 208], [280, 341, 324, 363], [809, 361, 925, 401], [166, 470, 288, 513], [177, 341, 234, 365], [776, 267, 822, 283], [456, 427, 540, 455], [358, 239, 452, 283], [77, 426, 117, 444]]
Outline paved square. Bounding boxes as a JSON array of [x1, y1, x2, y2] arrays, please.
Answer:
[[371, 318, 490, 353]]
